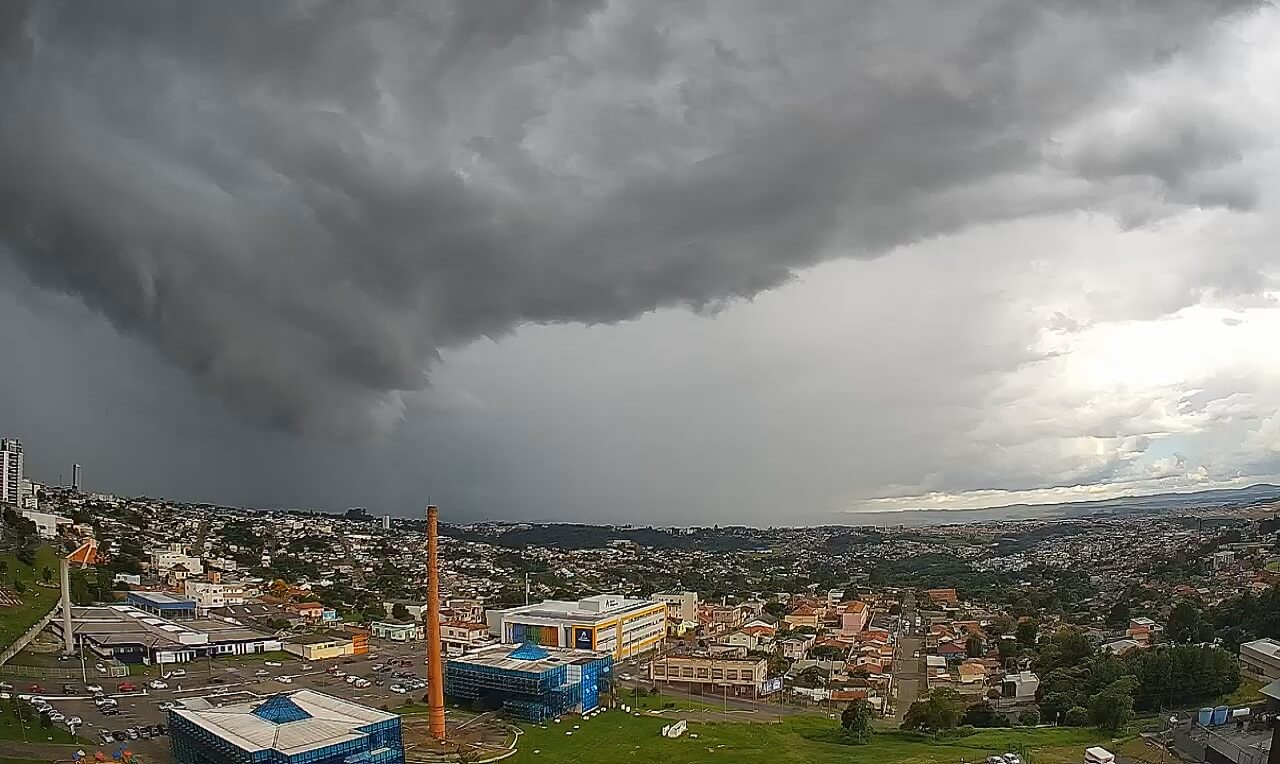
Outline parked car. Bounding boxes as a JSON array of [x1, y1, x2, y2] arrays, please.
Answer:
[[301, 664, 312, 671], [28, 683, 43, 693], [158, 701, 176, 711], [389, 684, 406, 694], [354, 679, 370, 689], [95, 663, 107, 673], [112, 730, 127, 742], [264, 661, 282, 667], [127, 727, 139, 739], [0, 681, 12, 691], [344, 675, 358, 684], [254, 669, 270, 677], [102, 707, 120, 716], [331, 670, 347, 678], [149, 680, 168, 690], [67, 715, 83, 727], [100, 730, 116, 745], [165, 668, 187, 678], [86, 684, 103, 693], [117, 681, 136, 692], [48, 711, 66, 723], [277, 676, 294, 684]]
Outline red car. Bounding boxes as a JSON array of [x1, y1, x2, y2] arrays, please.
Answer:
[[117, 681, 136, 692], [28, 683, 42, 693]]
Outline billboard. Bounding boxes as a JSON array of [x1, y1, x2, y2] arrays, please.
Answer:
[[574, 627, 595, 650], [760, 677, 784, 696]]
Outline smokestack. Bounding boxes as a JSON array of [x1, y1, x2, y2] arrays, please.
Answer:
[[60, 558, 74, 654], [72, 463, 82, 492], [426, 505, 446, 741]]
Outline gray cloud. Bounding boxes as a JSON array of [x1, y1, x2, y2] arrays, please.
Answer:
[[0, 0, 1265, 433]]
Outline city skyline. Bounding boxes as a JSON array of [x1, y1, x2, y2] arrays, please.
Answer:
[[3, 2, 1280, 524]]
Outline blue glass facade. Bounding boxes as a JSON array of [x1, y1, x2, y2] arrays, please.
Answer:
[[445, 646, 613, 722]]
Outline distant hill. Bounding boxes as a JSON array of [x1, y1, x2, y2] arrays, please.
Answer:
[[983, 483, 1280, 516]]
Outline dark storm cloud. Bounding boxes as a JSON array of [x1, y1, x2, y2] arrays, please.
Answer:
[[0, 0, 1262, 432]]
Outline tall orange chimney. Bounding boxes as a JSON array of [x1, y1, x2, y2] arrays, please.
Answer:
[[426, 505, 447, 741]]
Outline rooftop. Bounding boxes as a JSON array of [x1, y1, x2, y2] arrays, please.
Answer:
[[128, 591, 197, 606], [1241, 637, 1280, 659], [172, 690, 395, 755], [449, 642, 607, 673], [498, 594, 658, 623]]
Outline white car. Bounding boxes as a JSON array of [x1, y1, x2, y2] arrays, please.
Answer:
[[277, 676, 294, 684], [48, 711, 66, 723], [264, 661, 282, 667], [254, 669, 270, 677], [158, 701, 176, 711], [167, 668, 187, 678], [67, 716, 83, 726], [95, 663, 107, 673], [86, 684, 103, 693], [301, 664, 313, 671], [354, 679, 371, 689], [345, 675, 359, 684], [149, 680, 168, 689], [389, 684, 406, 694]]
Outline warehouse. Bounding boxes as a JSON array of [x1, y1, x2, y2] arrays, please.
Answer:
[[55, 605, 280, 664]]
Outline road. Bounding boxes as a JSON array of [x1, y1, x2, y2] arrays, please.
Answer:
[[894, 593, 925, 721]]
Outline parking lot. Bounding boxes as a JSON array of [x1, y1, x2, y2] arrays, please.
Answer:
[[9, 638, 429, 759]]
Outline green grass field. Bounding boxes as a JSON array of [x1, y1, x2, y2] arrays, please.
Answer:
[[0, 712, 78, 744], [0, 546, 62, 651], [509, 711, 1117, 764], [1221, 677, 1265, 706]]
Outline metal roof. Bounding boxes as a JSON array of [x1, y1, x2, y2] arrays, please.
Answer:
[[172, 690, 395, 755]]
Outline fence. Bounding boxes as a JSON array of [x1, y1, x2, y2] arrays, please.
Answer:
[[1, 659, 129, 680]]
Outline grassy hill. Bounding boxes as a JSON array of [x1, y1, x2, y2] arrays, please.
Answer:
[[509, 712, 1120, 764], [0, 544, 63, 652]]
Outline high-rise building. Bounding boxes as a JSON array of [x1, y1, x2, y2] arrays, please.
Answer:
[[72, 463, 82, 491], [382, 514, 391, 531], [1, 438, 23, 506]]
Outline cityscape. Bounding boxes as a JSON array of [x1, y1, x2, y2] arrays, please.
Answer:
[[3, 3, 1280, 764], [2, 435, 1278, 764]]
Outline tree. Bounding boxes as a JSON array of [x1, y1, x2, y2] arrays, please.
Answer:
[[902, 687, 963, 733], [41, 566, 53, 584], [810, 644, 846, 661], [391, 603, 410, 621], [966, 634, 984, 658], [1064, 706, 1089, 727], [1088, 677, 1137, 732], [763, 601, 788, 619], [1016, 619, 1038, 648], [1039, 691, 1074, 726], [0, 559, 8, 582], [962, 701, 1006, 728], [1107, 599, 1131, 627], [1019, 709, 1041, 727], [840, 700, 874, 743], [1167, 601, 1204, 644]]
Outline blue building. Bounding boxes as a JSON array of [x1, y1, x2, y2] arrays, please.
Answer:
[[126, 591, 198, 619], [445, 642, 612, 722], [170, 690, 402, 764]]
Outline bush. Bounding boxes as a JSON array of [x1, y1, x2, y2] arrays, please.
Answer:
[[1064, 706, 1089, 727], [935, 725, 976, 740], [1019, 709, 1041, 727]]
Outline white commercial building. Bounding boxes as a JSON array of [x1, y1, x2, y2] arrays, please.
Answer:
[[651, 591, 699, 622], [20, 509, 73, 539], [184, 579, 253, 612], [1240, 637, 1280, 682], [152, 549, 205, 577], [487, 594, 666, 660], [1, 438, 23, 506]]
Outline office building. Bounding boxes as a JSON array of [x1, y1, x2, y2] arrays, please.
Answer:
[[382, 514, 391, 531], [128, 591, 199, 619], [185, 577, 253, 612], [651, 591, 699, 622], [650, 650, 768, 697], [1240, 638, 1280, 682], [151, 547, 205, 577], [445, 642, 612, 722], [487, 594, 665, 660], [1, 438, 22, 506], [170, 690, 403, 764]]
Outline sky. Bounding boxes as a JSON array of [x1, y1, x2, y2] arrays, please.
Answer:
[[2, 1, 1280, 525]]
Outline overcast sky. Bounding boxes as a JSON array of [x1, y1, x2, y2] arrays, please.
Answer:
[[2, 1, 1279, 525]]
